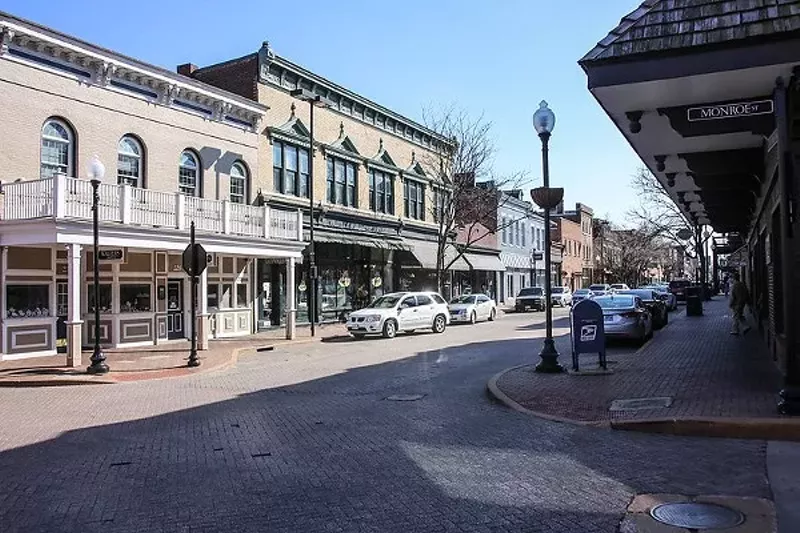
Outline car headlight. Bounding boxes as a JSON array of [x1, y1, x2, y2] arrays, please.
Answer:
[[364, 315, 381, 322]]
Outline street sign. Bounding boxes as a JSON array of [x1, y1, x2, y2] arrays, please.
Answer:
[[532, 251, 543, 261], [570, 299, 607, 371], [98, 248, 126, 263], [182, 243, 207, 276]]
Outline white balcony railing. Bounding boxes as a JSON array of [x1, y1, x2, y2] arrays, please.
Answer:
[[0, 175, 303, 242]]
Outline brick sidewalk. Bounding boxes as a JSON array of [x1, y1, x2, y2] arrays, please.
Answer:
[[493, 298, 786, 425], [0, 322, 348, 385]]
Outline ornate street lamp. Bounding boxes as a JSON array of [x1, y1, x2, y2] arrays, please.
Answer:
[[87, 156, 109, 374], [530, 101, 564, 373], [291, 88, 330, 336]]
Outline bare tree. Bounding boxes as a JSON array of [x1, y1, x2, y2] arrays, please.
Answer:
[[420, 105, 529, 292], [604, 225, 674, 286], [627, 166, 697, 254]]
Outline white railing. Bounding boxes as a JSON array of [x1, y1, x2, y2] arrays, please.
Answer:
[[0, 176, 302, 242], [1, 177, 54, 219]]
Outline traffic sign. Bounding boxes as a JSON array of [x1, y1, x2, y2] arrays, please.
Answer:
[[182, 243, 207, 276]]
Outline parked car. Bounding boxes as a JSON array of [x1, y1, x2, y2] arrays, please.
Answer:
[[610, 283, 630, 292], [550, 286, 572, 307], [642, 285, 678, 311], [449, 293, 497, 324], [594, 294, 653, 345], [347, 292, 450, 339], [668, 279, 692, 302], [515, 287, 545, 312], [571, 288, 592, 304], [616, 289, 669, 329], [588, 284, 612, 296]]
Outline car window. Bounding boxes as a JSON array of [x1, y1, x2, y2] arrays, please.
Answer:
[[518, 288, 543, 296], [430, 294, 446, 304], [450, 295, 476, 304], [477, 295, 490, 303], [416, 295, 433, 306], [551, 287, 564, 294], [369, 295, 403, 308], [400, 296, 417, 308]]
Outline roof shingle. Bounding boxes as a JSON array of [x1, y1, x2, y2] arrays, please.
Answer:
[[581, 0, 800, 63]]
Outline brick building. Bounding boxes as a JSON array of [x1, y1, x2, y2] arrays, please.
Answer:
[[0, 11, 305, 363], [552, 202, 594, 290], [189, 42, 469, 319]]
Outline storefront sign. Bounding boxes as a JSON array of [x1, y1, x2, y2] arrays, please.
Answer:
[[687, 100, 773, 122], [98, 248, 126, 263], [319, 218, 396, 236]]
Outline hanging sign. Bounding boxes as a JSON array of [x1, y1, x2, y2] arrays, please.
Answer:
[[98, 248, 126, 263], [371, 276, 382, 288], [298, 281, 307, 292], [338, 276, 351, 288], [687, 99, 773, 122]]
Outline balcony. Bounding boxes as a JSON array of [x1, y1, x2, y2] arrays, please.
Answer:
[[0, 175, 303, 242]]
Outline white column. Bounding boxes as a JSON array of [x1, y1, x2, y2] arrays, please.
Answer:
[[175, 194, 186, 230], [66, 244, 83, 367], [198, 267, 209, 350], [222, 200, 231, 234], [263, 205, 271, 239], [0, 247, 6, 356], [52, 173, 67, 218], [120, 184, 132, 224], [285, 257, 296, 340]]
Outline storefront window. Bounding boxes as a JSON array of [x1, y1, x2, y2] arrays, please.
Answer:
[[319, 268, 353, 321], [207, 284, 219, 310], [6, 285, 51, 318], [87, 284, 112, 314], [220, 284, 232, 309], [119, 284, 151, 313], [296, 271, 309, 323], [236, 283, 248, 308]]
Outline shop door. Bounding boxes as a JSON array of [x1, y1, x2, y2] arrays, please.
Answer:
[[56, 281, 68, 353], [166, 280, 184, 339]]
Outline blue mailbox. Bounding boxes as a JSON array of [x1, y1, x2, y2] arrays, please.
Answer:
[[570, 299, 607, 371]]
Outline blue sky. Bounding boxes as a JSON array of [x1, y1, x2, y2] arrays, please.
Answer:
[[3, 0, 643, 223]]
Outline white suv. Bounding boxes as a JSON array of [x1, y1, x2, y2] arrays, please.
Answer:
[[347, 292, 450, 339]]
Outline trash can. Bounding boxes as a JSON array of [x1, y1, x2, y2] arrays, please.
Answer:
[[686, 285, 703, 316]]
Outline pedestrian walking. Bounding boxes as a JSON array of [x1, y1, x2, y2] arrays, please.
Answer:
[[729, 272, 751, 336], [723, 275, 730, 297]]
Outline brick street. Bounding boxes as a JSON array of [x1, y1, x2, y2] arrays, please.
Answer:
[[0, 310, 770, 533]]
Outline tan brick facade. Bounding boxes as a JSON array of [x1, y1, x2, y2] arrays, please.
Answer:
[[553, 217, 586, 290], [0, 54, 260, 197]]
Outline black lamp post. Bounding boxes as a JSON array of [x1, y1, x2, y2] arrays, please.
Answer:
[[291, 88, 329, 336], [530, 101, 564, 373], [87, 156, 109, 374]]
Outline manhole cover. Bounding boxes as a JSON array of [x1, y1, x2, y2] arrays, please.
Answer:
[[386, 394, 425, 401], [651, 502, 745, 529], [609, 396, 672, 411]]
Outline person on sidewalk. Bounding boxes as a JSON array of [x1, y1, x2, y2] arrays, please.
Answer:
[[729, 272, 751, 336]]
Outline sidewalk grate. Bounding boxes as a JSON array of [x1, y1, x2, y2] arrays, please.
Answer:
[[609, 396, 672, 411], [651, 502, 744, 529]]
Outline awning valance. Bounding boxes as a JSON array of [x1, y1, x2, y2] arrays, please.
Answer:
[[313, 232, 409, 250], [464, 252, 505, 272], [404, 239, 470, 271]]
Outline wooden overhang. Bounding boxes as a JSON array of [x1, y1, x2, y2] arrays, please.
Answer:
[[579, 0, 800, 234]]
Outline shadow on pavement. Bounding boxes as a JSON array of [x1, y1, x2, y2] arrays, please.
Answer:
[[0, 331, 771, 533]]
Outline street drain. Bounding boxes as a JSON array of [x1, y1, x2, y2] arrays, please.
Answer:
[[609, 396, 672, 411], [650, 502, 745, 529], [386, 394, 425, 401]]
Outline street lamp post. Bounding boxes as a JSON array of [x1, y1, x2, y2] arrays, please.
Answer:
[[530, 101, 564, 373], [290, 89, 329, 336], [87, 156, 109, 374]]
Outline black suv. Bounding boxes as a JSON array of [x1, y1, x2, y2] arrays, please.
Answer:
[[515, 287, 545, 312], [668, 279, 691, 302]]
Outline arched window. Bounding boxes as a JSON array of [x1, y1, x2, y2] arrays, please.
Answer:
[[117, 136, 143, 187], [178, 150, 200, 196], [229, 161, 248, 204], [40, 118, 74, 179]]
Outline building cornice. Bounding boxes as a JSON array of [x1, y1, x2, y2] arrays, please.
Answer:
[[255, 42, 452, 151], [0, 11, 267, 130]]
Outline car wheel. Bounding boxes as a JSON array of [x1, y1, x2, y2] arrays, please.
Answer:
[[432, 314, 447, 333], [382, 320, 397, 339], [352, 334, 366, 340], [469, 311, 477, 325], [488, 309, 497, 321]]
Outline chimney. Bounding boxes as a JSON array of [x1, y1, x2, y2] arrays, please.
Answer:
[[177, 63, 198, 77]]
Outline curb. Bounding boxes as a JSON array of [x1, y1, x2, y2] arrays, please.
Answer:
[[611, 417, 800, 442], [486, 365, 608, 428]]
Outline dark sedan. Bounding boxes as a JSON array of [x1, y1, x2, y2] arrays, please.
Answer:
[[616, 289, 669, 329], [668, 279, 691, 302]]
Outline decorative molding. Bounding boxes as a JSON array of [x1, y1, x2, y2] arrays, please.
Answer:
[[0, 26, 14, 56], [93, 60, 116, 86]]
